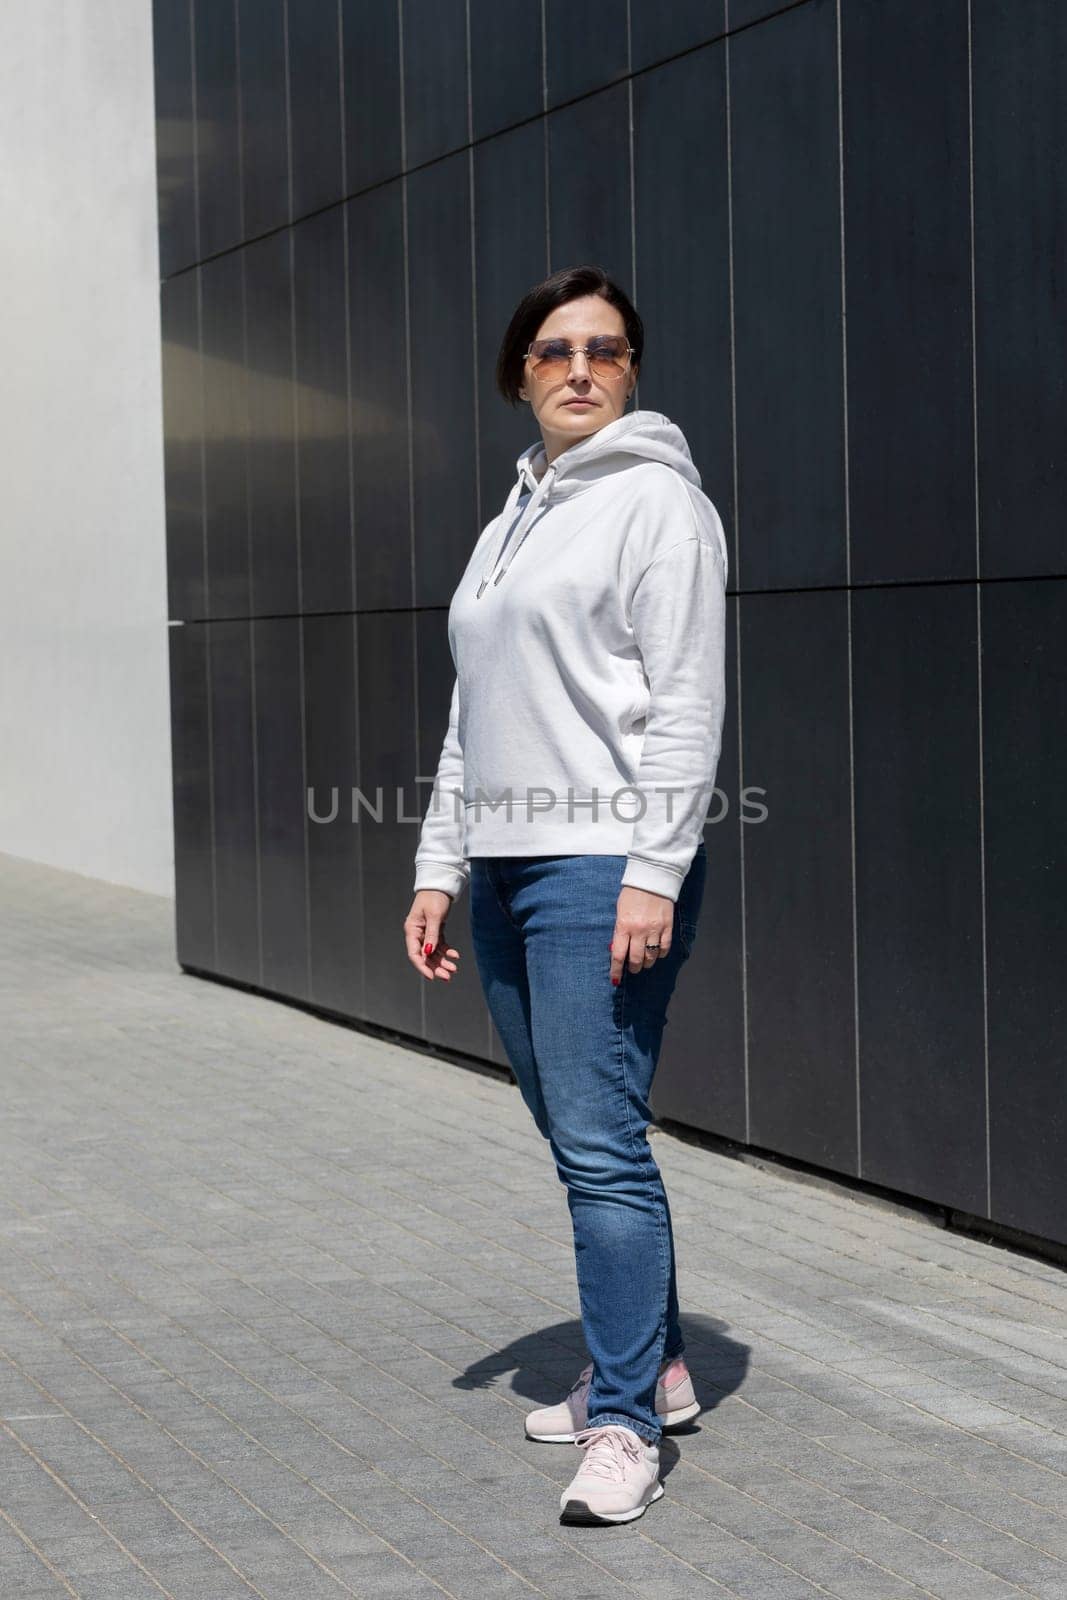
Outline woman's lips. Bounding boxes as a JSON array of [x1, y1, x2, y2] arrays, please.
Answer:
[[563, 399, 596, 407]]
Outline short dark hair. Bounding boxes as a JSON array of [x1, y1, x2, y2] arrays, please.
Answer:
[[494, 263, 644, 406]]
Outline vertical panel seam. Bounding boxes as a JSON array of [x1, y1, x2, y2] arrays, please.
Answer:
[[335, 3, 364, 1011], [724, 3, 750, 1145], [837, 0, 861, 1177], [282, 0, 312, 997], [398, 0, 415, 610], [966, 0, 991, 1220], [189, 0, 213, 961], [189, 0, 201, 263], [627, 0, 636, 311], [337, 3, 358, 617], [233, 0, 246, 244], [337, 2, 365, 1015], [467, 0, 480, 537], [237, 245, 263, 990], [398, 0, 424, 1037], [541, 0, 550, 269]]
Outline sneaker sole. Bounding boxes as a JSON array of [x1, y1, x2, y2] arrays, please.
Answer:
[[526, 1398, 701, 1444], [560, 1482, 664, 1524]]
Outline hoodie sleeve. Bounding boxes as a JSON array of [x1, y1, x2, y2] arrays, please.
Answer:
[[413, 674, 470, 901], [620, 534, 727, 901]]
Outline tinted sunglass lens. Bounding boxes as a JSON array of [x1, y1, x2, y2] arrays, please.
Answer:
[[530, 337, 628, 373], [588, 338, 628, 371], [532, 341, 571, 366]]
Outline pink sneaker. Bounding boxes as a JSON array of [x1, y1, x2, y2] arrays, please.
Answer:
[[559, 1424, 663, 1523], [525, 1355, 700, 1442]]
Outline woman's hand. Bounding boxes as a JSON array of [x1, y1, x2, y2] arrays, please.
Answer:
[[610, 885, 674, 982], [405, 890, 462, 982]]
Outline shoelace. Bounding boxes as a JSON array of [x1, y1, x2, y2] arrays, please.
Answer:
[[572, 1425, 645, 1480], [568, 1362, 593, 1398]]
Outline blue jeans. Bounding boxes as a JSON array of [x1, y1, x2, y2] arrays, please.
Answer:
[[469, 842, 707, 1444]]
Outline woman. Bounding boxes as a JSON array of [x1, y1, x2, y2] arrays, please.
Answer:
[[404, 263, 728, 1525]]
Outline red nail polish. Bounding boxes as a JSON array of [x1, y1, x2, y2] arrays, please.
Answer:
[[611, 977, 619, 986], [424, 943, 434, 956]]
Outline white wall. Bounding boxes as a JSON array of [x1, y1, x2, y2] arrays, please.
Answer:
[[0, 1, 172, 895]]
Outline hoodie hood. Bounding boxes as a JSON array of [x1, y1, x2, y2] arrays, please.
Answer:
[[476, 408, 728, 597]]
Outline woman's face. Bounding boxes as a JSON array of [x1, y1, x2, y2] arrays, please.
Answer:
[[518, 293, 638, 462]]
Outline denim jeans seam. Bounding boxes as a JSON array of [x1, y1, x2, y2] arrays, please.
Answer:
[[473, 863, 550, 1134], [674, 901, 692, 960], [661, 1183, 684, 1362], [585, 980, 657, 1441], [485, 859, 521, 932], [678, 850, 706, 957], [617, 971, 670, 1442]]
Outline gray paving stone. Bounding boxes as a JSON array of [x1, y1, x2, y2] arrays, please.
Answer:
[[2, 852, 1065, 1600]]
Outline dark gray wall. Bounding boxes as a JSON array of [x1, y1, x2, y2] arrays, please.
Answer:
[[155, 0, 1067, 1251]]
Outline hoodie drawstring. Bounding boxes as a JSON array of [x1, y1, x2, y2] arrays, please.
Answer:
[[472, 410, 728, 598], [476, 460, 558, 597]]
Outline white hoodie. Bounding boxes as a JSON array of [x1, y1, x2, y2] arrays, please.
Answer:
[[412, 408, 728, 904]]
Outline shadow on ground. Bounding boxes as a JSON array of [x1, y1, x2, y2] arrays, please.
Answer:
[[454, 1313, 749, 1408]]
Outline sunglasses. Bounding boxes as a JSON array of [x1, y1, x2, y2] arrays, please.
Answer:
[[524, 335, 635, 379]]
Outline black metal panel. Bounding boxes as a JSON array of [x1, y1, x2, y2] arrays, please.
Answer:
[[469, 0, 542, 142], [286, 0, 343, 218], [193, 0, 241, 256], [472, 121, 548, 534], [842, 0, 975, 585], [983, 579, 1067, 1244], [547, 82, 632, 289], [209, 620, 259, 986], [852, 583, 986, 1213], [341, 0, 402, 192], [254, 617, 310, 1002], [400, 0, 468, 170], [153, 0, 197, 275], [728, 0, 807, 29], [630, 0, 725, 71], [973, 0, 1067, 579], [346, 182, 412, 612], [742, 590, 857, 1171], [407, 152, 478, 610], [304, 613, 365, 1019], [416, 611, 488, 1061], [292, 206, 353, 616], [356, 610, 423, 1038], [169, 622, 214, 970], [651, 594, 745, 1145], [160, 270, 204, 623], [544, 0, 628, 109], [200, 249, 249, 621], [243, 229, 300, 619], [633, 42, 733, 565], [729, 0, 845, 591], [237, 0, 289, 238]]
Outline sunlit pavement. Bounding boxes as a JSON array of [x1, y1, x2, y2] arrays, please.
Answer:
[[2, 850, 1065, 1600]]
